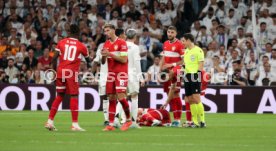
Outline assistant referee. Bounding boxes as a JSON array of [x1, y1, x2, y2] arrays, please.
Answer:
[[182, 33, 206, 128]]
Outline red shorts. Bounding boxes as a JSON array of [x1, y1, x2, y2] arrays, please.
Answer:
[[56, 77, 79, 95], [106, 72, 128, 94]]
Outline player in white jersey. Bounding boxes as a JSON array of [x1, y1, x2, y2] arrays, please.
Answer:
[[114, 29, 144, 128], [92, 42, 109, 126]]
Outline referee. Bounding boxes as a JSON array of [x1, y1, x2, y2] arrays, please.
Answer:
[[182, 33, 206, 128]]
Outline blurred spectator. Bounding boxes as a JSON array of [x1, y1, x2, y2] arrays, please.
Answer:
[[38, 48, 52, 71], [256, 62, 276, 86], [148, 20, 163, 41], [0, 69, 9, 83], [0, 51, 8, 69], [244, 51, 258, 86], [125, 3, 141, 21], [36, 27, 51, 49], [214, 25, 228, 47], [215, 1, 226, 24], [4, 58, 18, 83], [155, 2, 172, 27], [191, 20, 201, 39], [147, 56, 160, 85], [34, 41, 43, 58], [196, 25, 213, 48], [92, 27, 105, 46], [139, 27, 156, 72], [102, 3, 112, 22], [225, 49, 240, 74], [23, 49, 38, 70], [15, 44, 28, 68], [33, 69, 45, 84], [206, 41, 219, 58], [257, 22, 273, 52], [224, 8, 239, 37], [25, 69, 35, 84], [227, 60, 247, 86], [258, 55, 270, 73], [0, 36, 8, 57], [202, 7, 218, 31], [6, 48, 15, 60], [270, 48, 276, 77], [210, 55, 225, 85]]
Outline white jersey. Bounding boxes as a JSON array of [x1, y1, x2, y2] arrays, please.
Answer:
[[127, 41, 142, 83], [93, 43, 108, 87]]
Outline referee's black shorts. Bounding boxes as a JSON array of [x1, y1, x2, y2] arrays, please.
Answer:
[[184, 73, 201, 96]]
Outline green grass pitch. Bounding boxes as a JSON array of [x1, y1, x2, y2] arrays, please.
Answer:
[[0, 111, 275, 151]]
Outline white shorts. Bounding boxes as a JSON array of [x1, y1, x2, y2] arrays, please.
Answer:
[[98, 84, 106, 96], [127, 81, 140, 95]]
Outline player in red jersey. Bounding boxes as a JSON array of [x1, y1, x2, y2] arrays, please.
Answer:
[[45, 24, 91, 131], [159, 26, 185, 127], [137, 108, 171, 127], [101, 24, 132, 131]]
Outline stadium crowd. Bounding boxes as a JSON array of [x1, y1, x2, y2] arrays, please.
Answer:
[[0, 0, 275, 86]]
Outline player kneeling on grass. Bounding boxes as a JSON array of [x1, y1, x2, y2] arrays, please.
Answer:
[[45, 24, 92, 131], [137, 108, 171, 127], [160, 65, 183, 127]]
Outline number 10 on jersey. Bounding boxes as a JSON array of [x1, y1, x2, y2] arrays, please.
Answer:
[[64, 44, 77, 61]]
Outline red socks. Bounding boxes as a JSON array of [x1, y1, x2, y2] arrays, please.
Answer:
[[169, 97, 182, 120], [108, 99, 117, 124], [70, 98, 78, 123], [119, 98, 130, 119], [49, 96, 80, 123], [185, 102, 191, 121], [48, 95, 63, 120]]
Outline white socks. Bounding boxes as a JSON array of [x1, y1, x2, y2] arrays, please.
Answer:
[[72, 122, 80, 127], [103, 99, 109, 121], [131, 95, 138, 123], [116, 102, 126, 123], [47, 119, 53, 125]]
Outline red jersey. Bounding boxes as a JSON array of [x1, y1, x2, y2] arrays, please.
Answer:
[[201, 70, 210, 96], [139, 109, 171, 126], [103, 38, 128, 73], [55, 38, 89, 78], [162, 39, 184, 64], [38, 56, 52, 70]]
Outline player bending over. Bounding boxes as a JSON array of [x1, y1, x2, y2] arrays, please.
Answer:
[[159, 26, 185, 127], [45, 24, 91, 131]]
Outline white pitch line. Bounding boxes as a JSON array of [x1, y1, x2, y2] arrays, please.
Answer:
[[0, 140, 254, 148]]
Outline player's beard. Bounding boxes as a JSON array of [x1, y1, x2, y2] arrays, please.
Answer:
[[168, 36, 175, 42]]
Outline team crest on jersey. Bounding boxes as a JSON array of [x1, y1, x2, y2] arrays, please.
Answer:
[[172, 46, 176, 51], [114, 45, 118, 50], [190, 55, 195, 62]]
